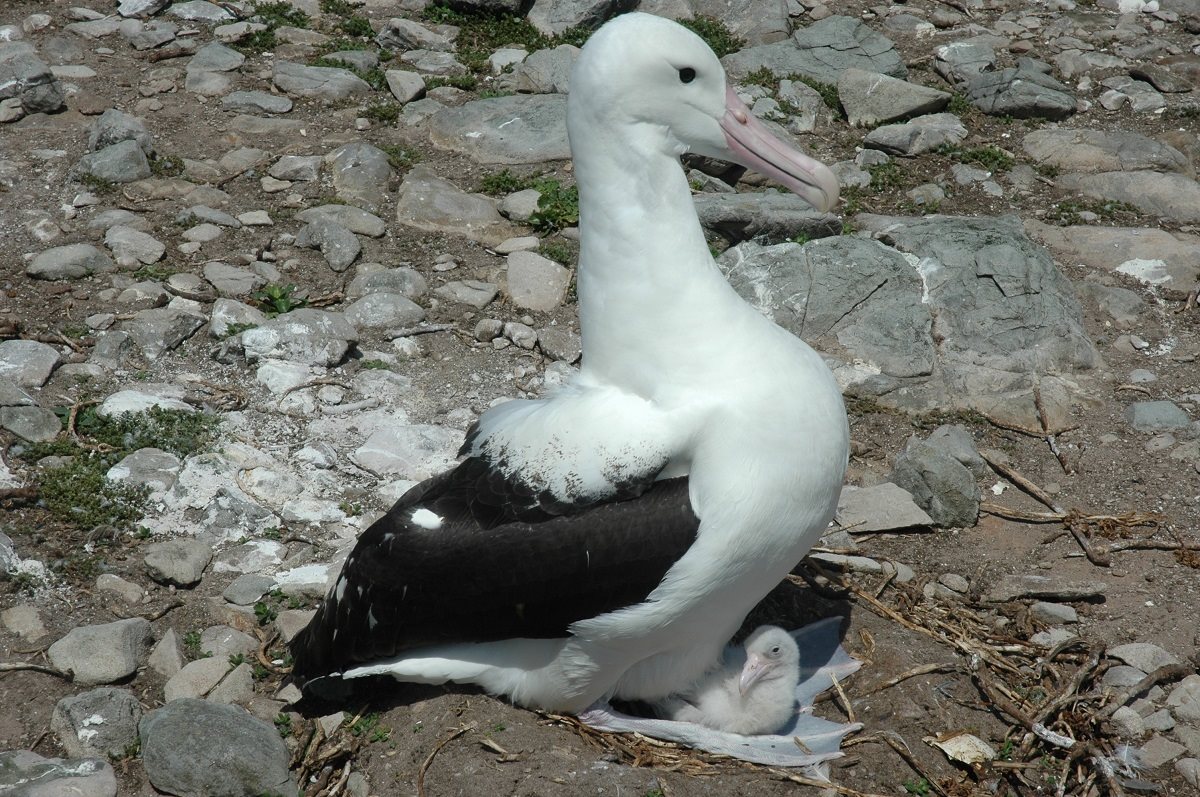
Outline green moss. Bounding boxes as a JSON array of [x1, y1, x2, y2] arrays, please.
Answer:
[[867, 161, 904, 192], [678, 16, 744, 58], [362, 99, 400, 123], [423, 73, 479, 91], [1045, 198, 1141, 226], [39, 454, 148, 532], [418, 5, 594, 75], [149, 154, 184, 178], [78, 173, 118, 194], [251, 0, 310, 29], [938, 144, 1014, 172]]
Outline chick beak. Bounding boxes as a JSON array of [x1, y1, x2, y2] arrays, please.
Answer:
[[738, 653, 772, 695]]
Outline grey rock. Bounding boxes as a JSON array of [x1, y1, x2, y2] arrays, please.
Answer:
[[835, 482, 933, 532], [501, 188, 541, 221], [934, 39, 997, 86], [275, 609, 315, 644], [122, 20, 179, 50], [692, 0, 789, 45], [0, 751, 116, 797], [347, 267, 428, 299], [1030, 601, 1078, 624], [76, 140, 152, 183], [27, 243, 114, 280], [221, 90, 292, 114], [144, 537, 213, 587], [207, 662, 255, 705], [537, 327, 582, 362], [1178, 758, 1200, 788], [0, 49, 65, 114], [52, 688, 142, 759], [889, 439, 980, 528], [966, 67, 1075, 120], [1058, 171, 1200, 224], [1139, 736, 1186, 769], [345, 292, 426, 329], [985, 574, 1107, 603], [325, 142, 392, 214], [105, 225, 165, 265], [268, 154, 322, 181], [164, 657, 231, 702], [0, 378, 36, 407], [399, 49, 466, 75], [120, 306, 205, 360], [168, 0, 235, 22], [47, 618, 153, 685], [376, 17, 455, 52], [1025, 220, 1200, 290], [210, 298, 267, 338], [203, 262, 264, 296], [1, 406, 62, 442], [722, 16, 906, 83], [506, 251, 571, 311], [385, 69, 426, 103], [1, 603, 46, 641], [107, 447, 182, 493], [200, 625, 257, 659], [97, 388, 193, 417], [140, 699, 294, 796], [504, 321, 538, 350], [1144, 709, 1176, 732], [1024, 129, 1189, 174], [294, 204, 386, 237], [512, 44, 578, 93], [353, 424, 461, 479], [273, 60, 371, 100], [1099, 75, 1165, 113], [116, 281, 169, 311], [95, 574, 145, 605], [863, 112, 967, 156], [434, 279, 499, 308], [526, 0, 635, 36], [88, 109, 154, 156], [1074, 282, 1145, 329], [396, 165, 520, 246], [1168, 675, 1200, 708], [1125, 400, 1191, 431], [295, 218, 361, 272], [241, 309, 357, 366], [837, 68, 950, 127], [88, 331, 136, 370], [178, 205, 240, 227], [187, 41, 242, 73], [924, 424, 987, 477], [1130, 64, 1193, 93], [693, 191, 842, 243], [321, 50, 379, 72], [0, 340, 60, 388], [1108, 642, 1183, 672], [429, 94, 569, 164], [1110, 706, 1146, 738], [118, 0, 172, 18], [223, 573, 276, 606]]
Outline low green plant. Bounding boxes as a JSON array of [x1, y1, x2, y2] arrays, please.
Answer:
[[337, 15, 372, 37], [479, 168, 529, 195], [939, 143, 1014, 172], [362, 99, 400, 123], [347, 712, 390, 742], [678, 15, 744, 58], [229, 653, 247, 666], [529, 179, 579, 233], [947, 92, 972, 115], [78, 173, 118, 194], [251, 283, 307, 316], [254, 600, 278, 625], [424, 74, 480, 92], [274, 712, 293, 737], [319, 0, 356, 13], [794, 75, 840, 111], [359, 359, 390, 370], [867, 161, 904, 192], [380, 144, 417, 170], [1045, 198, 1140, 226], [183, 630, 203, 658], [903, 778, 931, 796], [538, 239, 576, 265], [150, 154, 184, 178], [252, 0, 310, 28]]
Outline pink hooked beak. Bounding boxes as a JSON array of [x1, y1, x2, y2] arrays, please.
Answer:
[[738, 652, 773, 695], [719, 85, 840, 214]]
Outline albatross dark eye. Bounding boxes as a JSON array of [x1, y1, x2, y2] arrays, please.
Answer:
[[678, 67, 696, 84]]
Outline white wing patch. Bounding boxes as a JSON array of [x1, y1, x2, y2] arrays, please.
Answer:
[[464, 376, 683, 505], [411, 508, 443, 529]]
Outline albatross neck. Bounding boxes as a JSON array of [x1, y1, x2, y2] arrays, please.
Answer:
[[572, 128, 740, 390]]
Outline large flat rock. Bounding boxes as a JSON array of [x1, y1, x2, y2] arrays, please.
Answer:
[[427, 94, 569, 165]]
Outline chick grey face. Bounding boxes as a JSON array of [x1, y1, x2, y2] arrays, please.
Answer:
[[738, 625, 800, 694]]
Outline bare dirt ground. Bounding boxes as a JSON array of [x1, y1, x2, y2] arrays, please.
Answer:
[[2, 0, 1200, 795]]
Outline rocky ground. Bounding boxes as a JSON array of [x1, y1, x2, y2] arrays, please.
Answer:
[[2, 0, 1200, 794]]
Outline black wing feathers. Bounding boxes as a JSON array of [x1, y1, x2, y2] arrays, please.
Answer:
[[289, 457, 699, 683]]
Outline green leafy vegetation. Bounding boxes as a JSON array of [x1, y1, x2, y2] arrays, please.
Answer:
[[903, 778, 931, 796], [678, 16, 744, 58], [867, 161, 904, 191], [20, 407, 219, 534], [423, 73, 480, 92], [254, 600, 278, 625], [150, 153, 185, 178], [274, 713, 293, 737], [251, 283, 307, 316], [238, 0, 312, 51], [741, 68, 838, 110], [183, 630, 204, 659], [361, 99, 400, 123], [938, 143, 1014, 172], [538, 239, 577, 265], [308, 56, 388, 90], [1045, 198, 1141, 226], [420, 4, 592, 72], [347, 712, 390, 742], [380, 144, 417, 170], [529, 180, 579, 233], [947, 92, 972, 116], [479, 168, 529, 196], [78, 173, 118, 194]]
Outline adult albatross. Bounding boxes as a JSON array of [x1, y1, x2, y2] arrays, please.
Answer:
[[291, 11, 851, 760]]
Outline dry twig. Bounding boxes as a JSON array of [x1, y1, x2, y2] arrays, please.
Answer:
[[0, 662, 73, 680], [417, 724, 474, 797]]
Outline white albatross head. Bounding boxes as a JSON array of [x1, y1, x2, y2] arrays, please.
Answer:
[[569, 13, 839, 212], [738, 625, 801, 695]]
